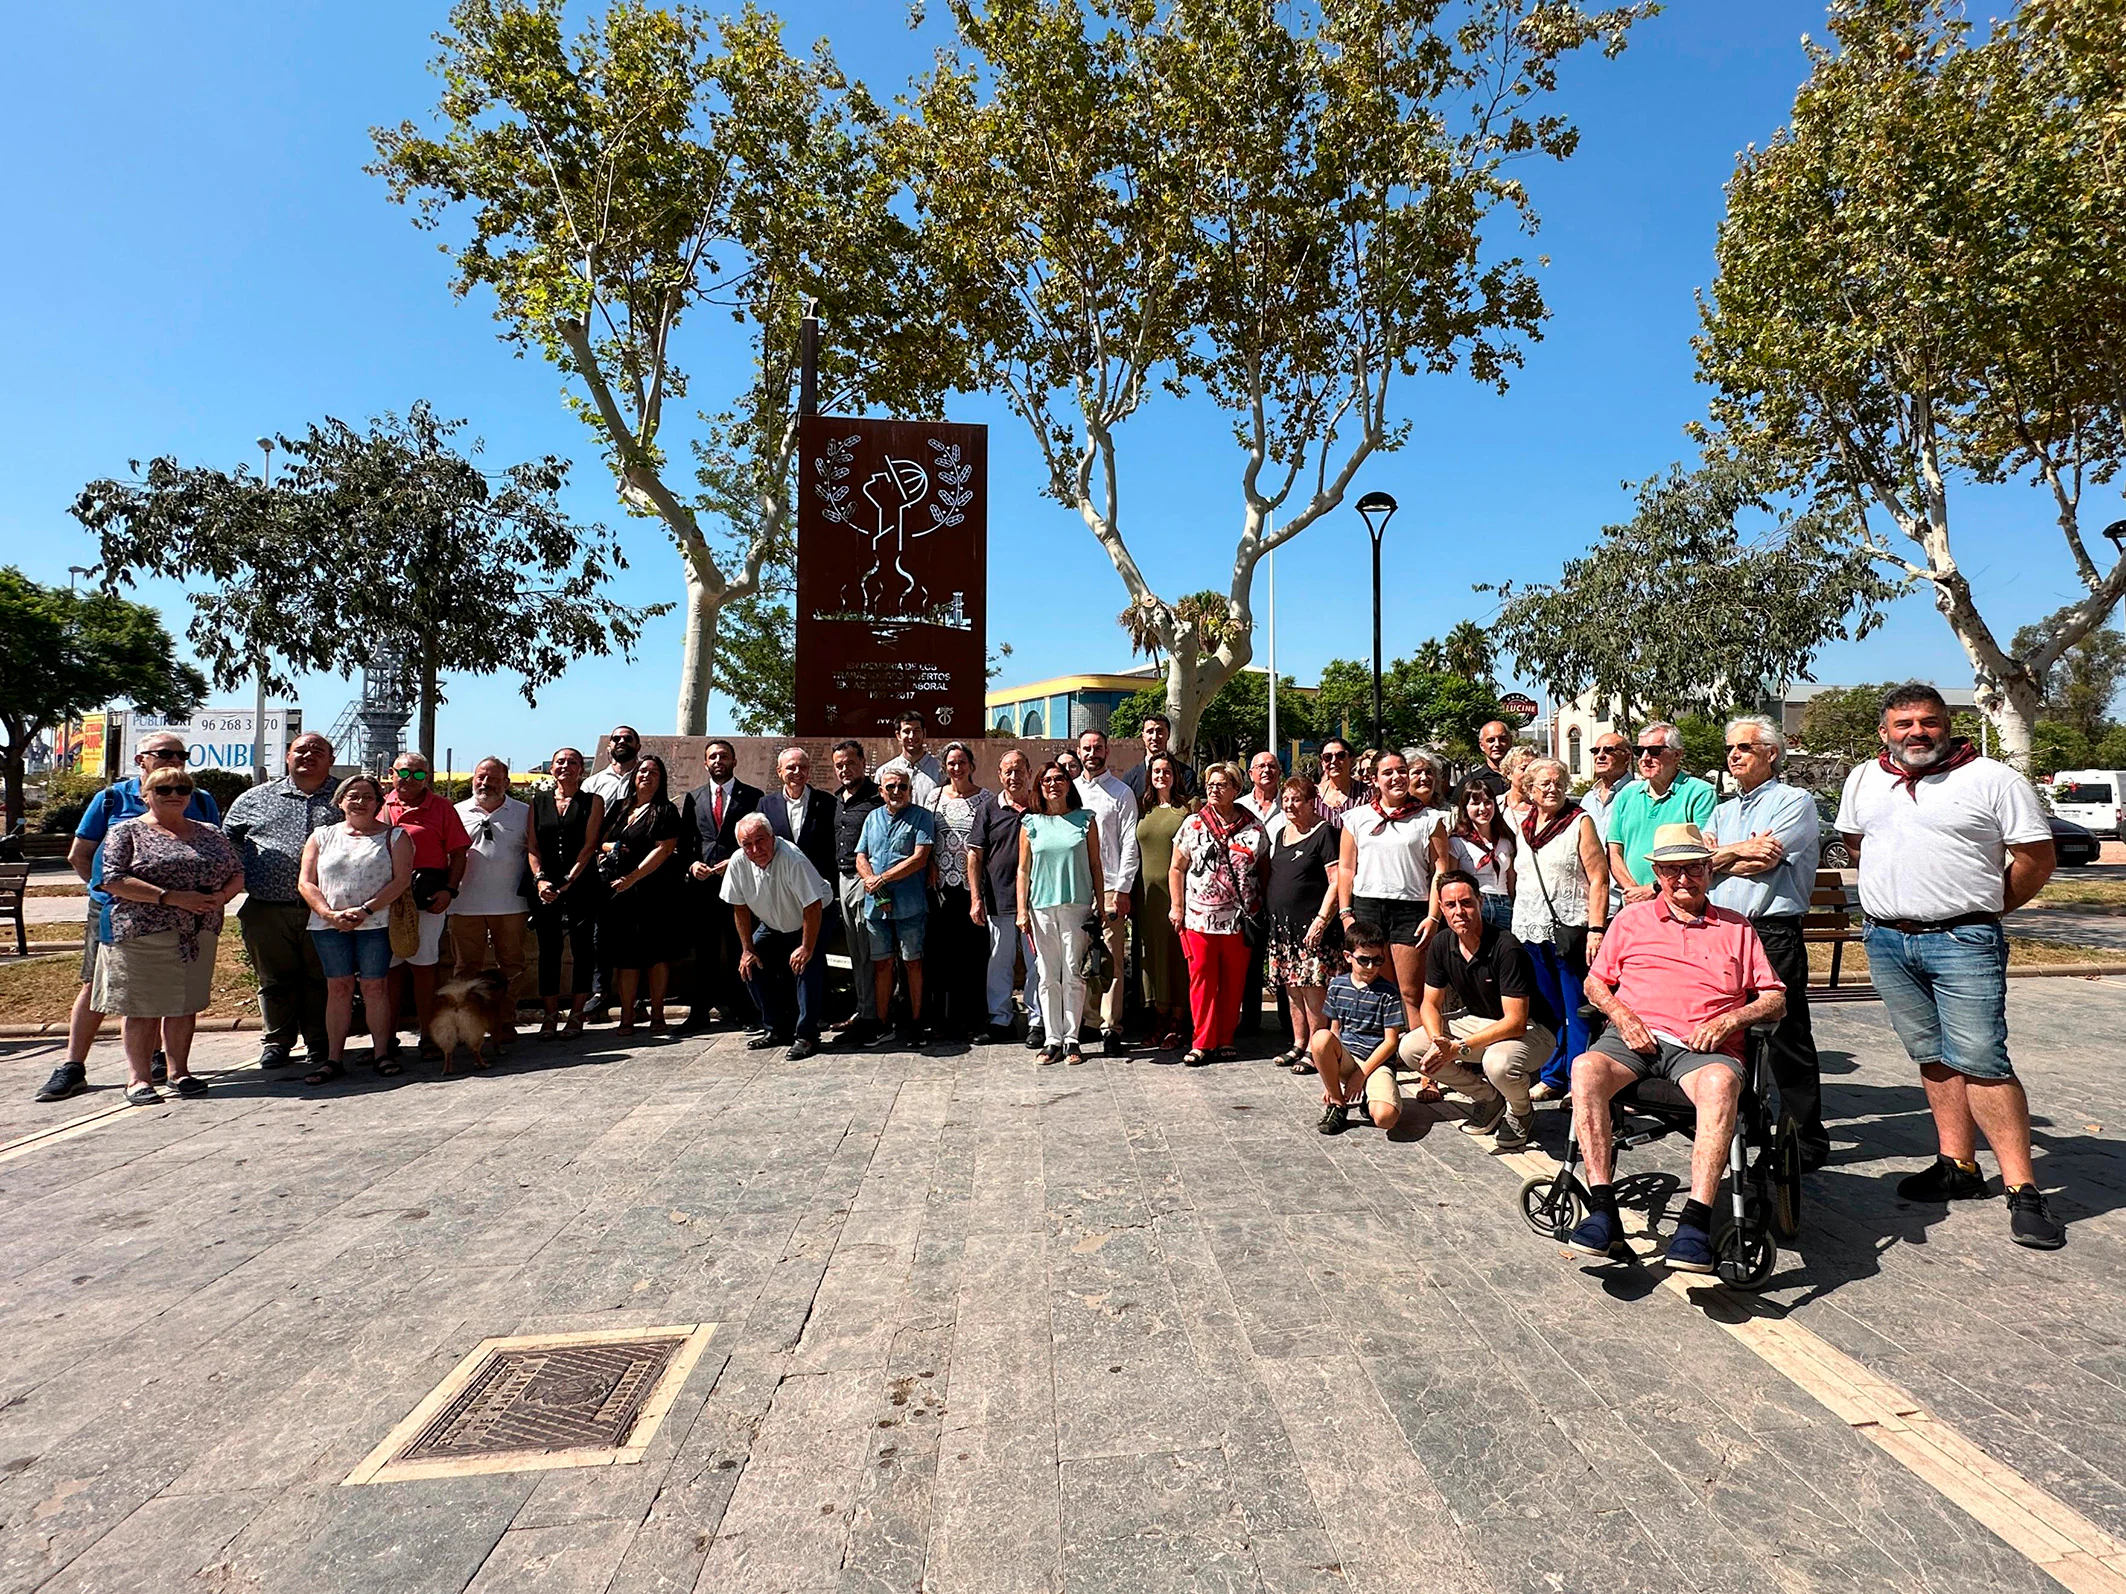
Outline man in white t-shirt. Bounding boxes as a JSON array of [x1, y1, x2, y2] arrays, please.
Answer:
[[1834, 682, 2062, 1249], [449, 758, 532, 1040], [721, 815, 829, 1060], [1075, 729, 1142, 1054]]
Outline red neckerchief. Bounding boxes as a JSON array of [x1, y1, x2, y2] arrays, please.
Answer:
[[1454, 824, 1504, 875], [1365, 797, 1427, 837], [1878, 738, 1979, 799], [1521, 799, 1581, 854]]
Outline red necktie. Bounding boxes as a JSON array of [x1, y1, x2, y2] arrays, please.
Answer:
[[713, 786, 726, 830]]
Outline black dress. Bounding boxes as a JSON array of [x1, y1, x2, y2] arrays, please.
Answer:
[[1264, 818, 1342, 987], [597, 800, 684, 971], [530, 787, 604, 995]]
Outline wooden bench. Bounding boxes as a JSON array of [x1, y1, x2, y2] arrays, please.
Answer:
[[0, 862, 27, 959], [1803, 866, 1864, 993]]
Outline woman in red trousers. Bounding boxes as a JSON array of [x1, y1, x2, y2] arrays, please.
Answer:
[[1167, 762, 1270, 1066]]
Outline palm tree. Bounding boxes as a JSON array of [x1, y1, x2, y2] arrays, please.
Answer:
[[1115, 589, 1232, 664]]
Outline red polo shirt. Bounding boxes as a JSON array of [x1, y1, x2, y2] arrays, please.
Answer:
[[386, 788, 471, 871], [1587, 897, 1781, 1056]]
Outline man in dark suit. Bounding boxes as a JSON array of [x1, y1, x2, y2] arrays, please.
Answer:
[[762, 746, 837, 880], [682, 738, 764, 1030]]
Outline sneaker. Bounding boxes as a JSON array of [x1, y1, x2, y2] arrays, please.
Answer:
[[2006, 1185, 2065, 1250], [1101, 1029, 1124, 1057], [1317, 1101, 1350, 1136], [150, 1050, 168, 1086], [256, 1043, 292, 1070], [786, 1037, 819, 1061], [36, 1063, 88, 1102], [1567, 1209, 1626, 1259], [1458, 1092, 1509, 1137], [1897, 1156, 1988, 1202], [173, 1075, 208, 1099], [124, 1083, 162, 1107], [1490, 1111, 1534, 1152], [1665, 1222, 1716, 1274]]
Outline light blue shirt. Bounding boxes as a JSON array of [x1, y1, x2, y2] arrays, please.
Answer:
[[1706, 777, 1819, 920], [1578, 778, 1632, 843]]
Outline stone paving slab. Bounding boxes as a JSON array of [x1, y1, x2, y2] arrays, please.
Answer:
[[0, 976, 2122, 1593]]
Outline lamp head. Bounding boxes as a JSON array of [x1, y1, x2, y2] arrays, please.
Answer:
[[1355, 489, 1398, 542], [2102, 519, 2126, 550]]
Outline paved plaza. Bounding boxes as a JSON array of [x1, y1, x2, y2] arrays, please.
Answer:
[[0, 980, 2123, 1594]]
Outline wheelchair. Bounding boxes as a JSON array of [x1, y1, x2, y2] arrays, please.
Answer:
[[1516, 1012, 1803, 1290]]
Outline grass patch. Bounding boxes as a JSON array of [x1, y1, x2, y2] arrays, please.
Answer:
[[26, 884, 88, 898], [0, 932, 259, 1025], [2032, 877, 2126, 913]]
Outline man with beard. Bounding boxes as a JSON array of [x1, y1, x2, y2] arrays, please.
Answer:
[[1835, 682, 2062, 1249], [1120, 713, 1196, 803]]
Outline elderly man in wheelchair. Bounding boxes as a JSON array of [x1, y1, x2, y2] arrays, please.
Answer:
[[1564, 822, 1787, 1274]]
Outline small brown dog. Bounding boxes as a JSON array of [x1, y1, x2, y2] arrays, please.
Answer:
[[428, 970, 516, 1073]]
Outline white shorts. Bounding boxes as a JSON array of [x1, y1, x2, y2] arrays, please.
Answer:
[[392, 909, 450, 969]]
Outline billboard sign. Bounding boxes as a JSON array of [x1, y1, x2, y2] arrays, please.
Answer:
[[124, 706, 301, 775], [795, 416, 987, 738], [1498, 692, 1540, 719]]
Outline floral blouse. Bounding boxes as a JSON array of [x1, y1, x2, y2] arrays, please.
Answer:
[[1173, 808, 1268, 936], [101, 818, 240, 959]]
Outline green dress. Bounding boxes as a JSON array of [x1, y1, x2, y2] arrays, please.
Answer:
[[1134, 803, 1189, 1012]]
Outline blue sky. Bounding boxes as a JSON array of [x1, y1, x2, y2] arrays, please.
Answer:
[[5, 0, 2106, 768]]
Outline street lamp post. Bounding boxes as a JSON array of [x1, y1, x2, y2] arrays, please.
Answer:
[[1355, 491, 1398, 749], [252, 438, 274, 783]]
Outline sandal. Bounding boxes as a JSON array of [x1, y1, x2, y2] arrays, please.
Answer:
[[374, 1056, 405, 1077], [564, 1017, 585, 1038], [1213, 1046, 1241, 1063], [304, 1061, 346, 1086], [1065, 1047, 1085, 1066], [1290, 1053, 1316, 1075], [1182, 1049, 1208, 1067]]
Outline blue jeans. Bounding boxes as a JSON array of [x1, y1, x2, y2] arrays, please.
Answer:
[[312, 926, 392, 981], [1526, 939, 1589, 1090], [1480, 893, 1514, 930], [743, 923, 826, 1043], [1863, 921, 2014, 1080]]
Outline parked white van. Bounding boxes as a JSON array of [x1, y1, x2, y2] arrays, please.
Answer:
[[2050, 770, 2126, 838]]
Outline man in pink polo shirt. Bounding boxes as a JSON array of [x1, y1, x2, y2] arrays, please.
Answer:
[[1566, 822, 1786, 1273]]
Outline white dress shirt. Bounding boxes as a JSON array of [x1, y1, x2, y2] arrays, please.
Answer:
[[1075, 768, 1142, 894]]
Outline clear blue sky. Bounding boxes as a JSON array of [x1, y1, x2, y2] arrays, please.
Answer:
[[3, 0, 2097, 767]]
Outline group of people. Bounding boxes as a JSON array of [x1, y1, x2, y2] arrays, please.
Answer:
[[31, 683, 2068, 1250]]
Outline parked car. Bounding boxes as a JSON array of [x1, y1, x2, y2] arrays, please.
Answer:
[[1812, 794, 1852, 870], [2049, 814, 2101, 868]]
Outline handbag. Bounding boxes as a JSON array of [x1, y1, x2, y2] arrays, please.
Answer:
[[1077, 914, 1114, 983], [388, 891, 421, 959], [1206, 810, 1264, 948], [1526, 817, 1589, 974]]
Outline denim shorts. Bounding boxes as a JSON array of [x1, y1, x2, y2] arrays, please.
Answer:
[[312, 926, 393, 982], [1862, 921, 2014, 1080], [1350, 895, 1429, 946], [869, 911, 928, 962]]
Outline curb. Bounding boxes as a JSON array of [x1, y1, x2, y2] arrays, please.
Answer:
[[0, 1001, 703, 1042]]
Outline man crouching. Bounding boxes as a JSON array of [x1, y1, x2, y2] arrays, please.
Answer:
[[1567, 823, 1785, 1273]]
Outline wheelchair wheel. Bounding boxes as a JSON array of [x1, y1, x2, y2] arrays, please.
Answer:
[[1713, 1214, 1779, 1291], [1519, 1173, 1583, 1242], [1770, 1116, 1803, 1242]]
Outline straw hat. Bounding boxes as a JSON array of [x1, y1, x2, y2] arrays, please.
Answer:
[[1644, 822, 1714, 863]]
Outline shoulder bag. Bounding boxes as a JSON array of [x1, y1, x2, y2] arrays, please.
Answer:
[[1206, 810, 1265, 949]]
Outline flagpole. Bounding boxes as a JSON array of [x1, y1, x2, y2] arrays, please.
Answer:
[[1266, 511, 1278, 759]]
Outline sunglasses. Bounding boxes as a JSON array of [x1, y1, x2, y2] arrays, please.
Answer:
[[150, 782, 196, 796], [1594, 745, 1627, 756], [1321, 751, 1349, 761], [393, 768, 430, 780], [1725, 743, 1769, 755], [884, 782, 911, 792], [1635, 746, 1672, 758], [1351, 955, 1384, 968], [143, 748, 187, 762]]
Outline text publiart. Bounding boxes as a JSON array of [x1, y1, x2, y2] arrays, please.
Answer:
[[795, 416, 987, 738]]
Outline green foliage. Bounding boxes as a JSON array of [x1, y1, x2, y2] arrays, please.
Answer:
[[1112, 672, 1313, 764], [2012, 615, 2126, 741], [371, 0, 979, 731], [908, 0, 1649, 754], [76, 403, 652, 763], [1797, 684, 1895, 760], [1693, 0, 2126, 762], [1486, 456, 1894, 724], [2031, 720, 2093, 776], [191, 768, 253, 815], [712, 594, 795, 737], [1314, 655, 1503, 759], [1675, 713, 1737, 780], [0, 568, 205, 829]]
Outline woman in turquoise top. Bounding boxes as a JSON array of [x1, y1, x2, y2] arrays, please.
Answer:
[[1015, 761, 1105, 1065]]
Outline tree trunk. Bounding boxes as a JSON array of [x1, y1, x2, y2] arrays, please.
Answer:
[[1978, 671, 2041, 770], [1164, 629, 1251, 766], [417, 639, 440, 767], [675, 566, 722, 737]]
